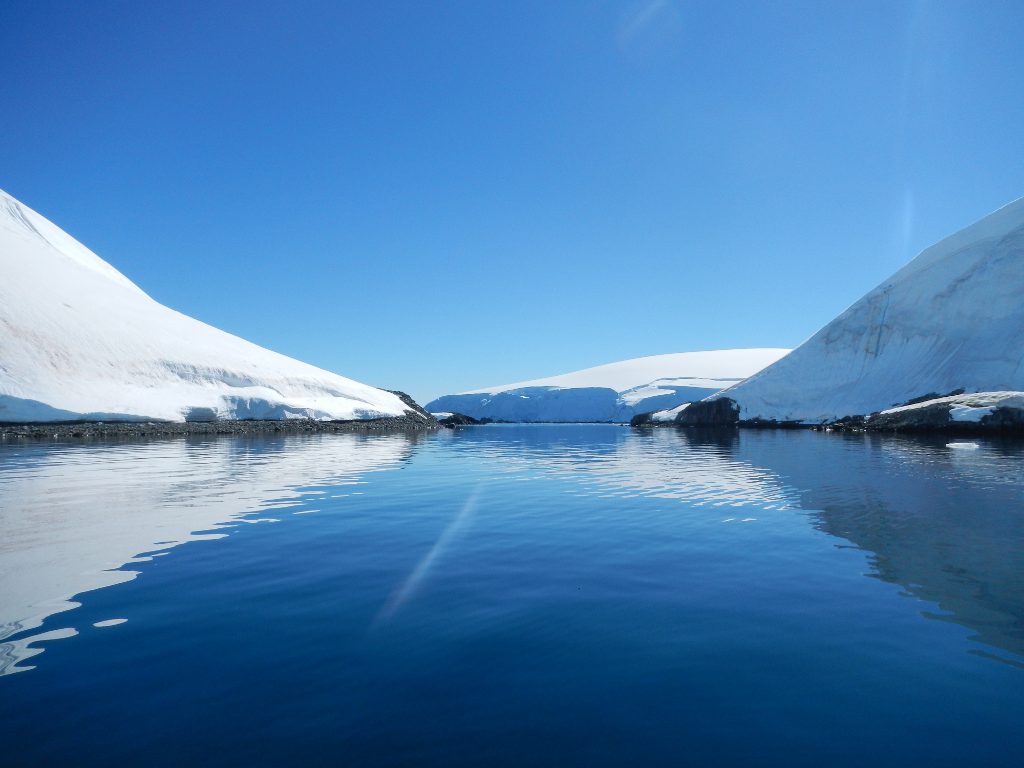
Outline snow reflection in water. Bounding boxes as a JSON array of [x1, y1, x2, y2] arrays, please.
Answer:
[[1, 426, 1022, 678], [449, 426, 1024, 664], [0, 433, 416, 674], [449, 426, 796, 510]]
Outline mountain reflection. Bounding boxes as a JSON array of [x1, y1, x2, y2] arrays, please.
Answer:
[[2, 426, 1021, 678], [740, 431, 1024, 665], [449, 425, 797, 510], [454, 426, 1024, 663], [0, 433, 417, 674]]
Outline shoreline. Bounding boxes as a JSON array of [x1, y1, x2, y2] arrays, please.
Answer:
[[630, 421, 1024, 437], [4, 417, 1021, 441], [629, 395, 1024, 436], [0, 414, 440, 440]]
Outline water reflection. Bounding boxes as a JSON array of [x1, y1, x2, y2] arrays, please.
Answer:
[[1, 425, 1021, 679], [740, 432, 1024, 665], [0, 433, 418, 674], [452, 426, 1024, 663], [449, 425, 797, 510]]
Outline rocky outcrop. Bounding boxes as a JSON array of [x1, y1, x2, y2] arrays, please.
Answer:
[[438, 412, 489, 428], [632, 397, 740, 427], [386, 390, 439, 426], [678, 398, 740, 426], [864, 391, 1024, 433], [634, 391, 1024, 435]]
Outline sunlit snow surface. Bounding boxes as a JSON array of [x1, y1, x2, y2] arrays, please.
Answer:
[[0, 189, 408, 422], [716, 197, 1024, 423], [426, 349, 789, 422]]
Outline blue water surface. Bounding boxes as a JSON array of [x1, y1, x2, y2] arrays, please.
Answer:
[[0, 425, 1022, 767]]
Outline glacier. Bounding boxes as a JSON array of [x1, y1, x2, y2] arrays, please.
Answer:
[[677, 196, 1024, 424], [426, 349, 789, 422], [0, 189, 413, 423]]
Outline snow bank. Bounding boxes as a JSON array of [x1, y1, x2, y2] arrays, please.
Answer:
[[713, 197, 1024, 423], [426, 349, 789, 422], [0, 189, 410, 422]]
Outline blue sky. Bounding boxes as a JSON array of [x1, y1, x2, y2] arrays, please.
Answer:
[[2, 1, 1022, 404]]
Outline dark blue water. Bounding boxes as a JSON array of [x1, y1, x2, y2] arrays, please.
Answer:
[[1, 426, 1022, 767]]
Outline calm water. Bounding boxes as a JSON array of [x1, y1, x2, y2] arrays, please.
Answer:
[[1, 425, 1022, 767]]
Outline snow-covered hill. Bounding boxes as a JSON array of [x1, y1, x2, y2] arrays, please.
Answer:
[[426, 349, 789, 422], [697, 197, 1024, 424], [0, 189, 412, 423]]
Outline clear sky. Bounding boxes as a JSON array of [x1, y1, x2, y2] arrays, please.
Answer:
[[2, 1, 1022, 405]]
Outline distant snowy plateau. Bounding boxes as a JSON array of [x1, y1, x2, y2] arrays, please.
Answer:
[[648, 196, 1024, 427], [0, 189, 415, 423], [426, 349, 790, 423]]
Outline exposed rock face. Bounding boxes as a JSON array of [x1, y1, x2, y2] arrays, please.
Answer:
[[631, 398, 740, 427], [865, 391, 1024, 433], [437, 412, 488, 428], [867, 404, 954, 430], [634, 391, 1024, 435], [387, 391, 439, 426], [677, 398, 741, 426]]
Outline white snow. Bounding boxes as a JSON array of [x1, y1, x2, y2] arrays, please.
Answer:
[[714, 197, 1024, 423], [0, 189, 410, 422], [461, 350, 788, 394], [426, 349, 789, 423]]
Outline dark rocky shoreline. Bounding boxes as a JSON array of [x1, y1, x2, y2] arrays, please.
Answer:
[[0, 416, 438, 441], [630, 396, 1024, 436], [436, 412, 490, 427]]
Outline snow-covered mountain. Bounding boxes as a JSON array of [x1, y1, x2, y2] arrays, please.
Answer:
[[426, 349, 790, 422], [682, 197, 1024, 424], [0, 189, 413, 423]]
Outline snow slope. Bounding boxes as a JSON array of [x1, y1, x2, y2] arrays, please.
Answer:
[[0, 189, 411, 422], [426, 349, 789, 422], [712, 197, 1024, 423]]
